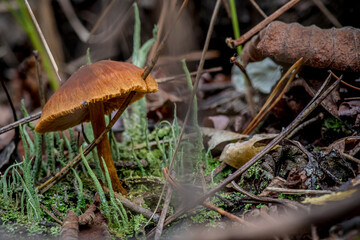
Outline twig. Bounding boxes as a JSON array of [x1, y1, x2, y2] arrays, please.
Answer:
[[0, 77, 20, 150], [249, 0, 267, 18], [340, 152, 360, 164], [265, 187, 332, 195], [227, 0, 302, 47], [203, 201, 252, 225], [147, 0, 173, 63], [89, 159, 149, 169], [102, 186, 159, 222], [40, 204, 63, 225], [329, 70, 360, 92], [0, 112, 41, 135], [86, 0, 117, 42], [287, 112, 324, 139], [311, 0, 342, 28], [142, 0, 189, 79], [158, 73, 341, 229], [205, 162, 227, 183], [57, 0, 89, 42], [33, 51, 45, 107], [230, 57, 256, 117], [157, 67, 222, 83], [154, 170, 174, 240], [221, 0, 232, 18], [311, 224, 319, 240], [24, 0, 61, 82], [231, 181, 304, 210]]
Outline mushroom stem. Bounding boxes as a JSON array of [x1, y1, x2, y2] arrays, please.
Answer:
[[89, 101, 127, 195]]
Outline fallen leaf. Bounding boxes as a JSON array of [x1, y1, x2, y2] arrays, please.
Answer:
[[338, 100, 360, 117], [302, 189, 357, 205], [201, 127, 247, 151], [219, 133, 278, 169]]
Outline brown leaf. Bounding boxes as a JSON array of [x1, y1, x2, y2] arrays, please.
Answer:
[[219, 134, 277, 169]]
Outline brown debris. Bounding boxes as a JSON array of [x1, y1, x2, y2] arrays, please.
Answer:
[[241, 21, 360, 72], [60, 193, 110, 240], [60, 210, 79, 240]]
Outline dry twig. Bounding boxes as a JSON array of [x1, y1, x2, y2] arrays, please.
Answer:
[[226, 0, 302, 47]]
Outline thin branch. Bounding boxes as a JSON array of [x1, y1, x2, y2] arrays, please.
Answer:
[[230, 57, 256, 117], [86, 0, 117, 42], [33, 51, 46, 107], [154, 170, 174, 240], [40, 204, 63, 225], [311, 0, 342, 28], [227, 0, 302, 47], [340, 152, 360, 164], [249, 0, 267, 18], [265, 187, 333, 195], [287, 112, 324, 139], [103, 186, 160, 221], [24, 0, 61, 82], [57, 0, 89, 42], [0, 112, 41, 135], [157, 67, 222, 83]]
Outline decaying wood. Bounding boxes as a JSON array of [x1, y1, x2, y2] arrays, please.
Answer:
[[60, 210, 79, 240], [241, 21, 360, 72], [60, 194, 111, 240]]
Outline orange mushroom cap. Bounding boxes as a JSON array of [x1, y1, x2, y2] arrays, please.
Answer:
[[35, 60, 158, 133]]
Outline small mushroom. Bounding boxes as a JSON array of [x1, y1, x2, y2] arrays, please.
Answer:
[[35, 60, 158, 195]]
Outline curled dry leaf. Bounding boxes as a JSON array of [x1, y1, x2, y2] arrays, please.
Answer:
[[219, 133, 278, 169], [241, 21, 360, 72], [338, 100, 360, 125], [201, 127, 247, 152]]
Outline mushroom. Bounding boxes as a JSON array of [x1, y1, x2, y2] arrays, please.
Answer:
[[35, 60, 158, 195]]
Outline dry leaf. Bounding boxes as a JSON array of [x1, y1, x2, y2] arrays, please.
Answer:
[[302, 189, 357, 205], [201, 127, 247, 151], [219, 134, 278, 169]]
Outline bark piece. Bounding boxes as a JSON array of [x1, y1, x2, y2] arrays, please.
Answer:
[[60, 193, 111, 240], [242, 21, 360, 72]]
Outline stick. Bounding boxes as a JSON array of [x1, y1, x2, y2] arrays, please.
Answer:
[[230, 57, 256, 117], [157, 66, 222, 83], [249, 0, 267, 18], [265, 187, 332, 195], [103, 186, 159, 222], [0, 112, 41, 135], [154, 170, 174, 240], [227, 0, 302, 47]]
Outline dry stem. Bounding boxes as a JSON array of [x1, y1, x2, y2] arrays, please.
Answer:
[[227, 0, 302, 47]]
